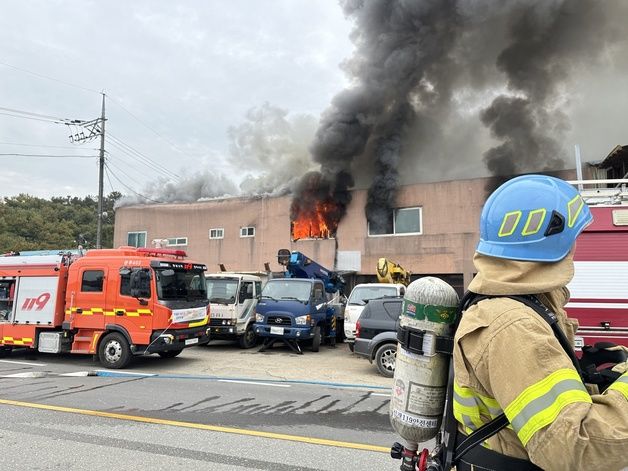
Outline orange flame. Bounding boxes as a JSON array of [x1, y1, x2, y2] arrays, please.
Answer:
[[291, 200, 338, 240]]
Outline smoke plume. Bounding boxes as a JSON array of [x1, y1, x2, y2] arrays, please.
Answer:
[[292, 0, 626, 228]]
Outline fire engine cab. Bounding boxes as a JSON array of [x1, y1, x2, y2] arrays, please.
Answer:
[[0, 247, 210, 368]]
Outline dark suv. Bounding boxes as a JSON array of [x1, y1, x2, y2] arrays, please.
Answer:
[[353, 297, 402, 377]]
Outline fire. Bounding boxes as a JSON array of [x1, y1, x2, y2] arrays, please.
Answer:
[[291, 200, 338, 240]]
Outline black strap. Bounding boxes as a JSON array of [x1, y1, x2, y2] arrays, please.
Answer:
[[397, 325, 454, 355], [455, 433, 543, 471], [443, 291, 585, 468]]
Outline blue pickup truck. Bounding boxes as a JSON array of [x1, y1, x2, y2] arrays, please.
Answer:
[[253, 250, 344, 353]]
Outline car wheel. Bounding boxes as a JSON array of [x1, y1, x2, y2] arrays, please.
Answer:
[[238, 324, 257, 349], [157, 349, 183, 358], [311, 326, 321, 352], [98, 332, 132, 369], [375, 343, 397, 378]]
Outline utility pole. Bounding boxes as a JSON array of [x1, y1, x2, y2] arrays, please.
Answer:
[[96, 93, 106, 249]]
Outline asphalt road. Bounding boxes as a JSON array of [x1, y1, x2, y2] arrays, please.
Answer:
[[0, 341, 410, 470]]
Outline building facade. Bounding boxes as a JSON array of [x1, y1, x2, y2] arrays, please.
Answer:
[[114, 172, 583, 294]]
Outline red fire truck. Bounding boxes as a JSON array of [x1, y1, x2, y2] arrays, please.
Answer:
[[0, 247, 210, 368], [567, 180, 628, 350]]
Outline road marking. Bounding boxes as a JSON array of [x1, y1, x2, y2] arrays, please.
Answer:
[[218, 379, 291, 388], [370, 393, 390, 397], [0, 398, 389, 453], [0, 372, 47, 378], [0, 359, 46, 366]]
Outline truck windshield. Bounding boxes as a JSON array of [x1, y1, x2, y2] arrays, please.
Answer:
[[155, 268, 207, 301], [206, 278, 239, 304], [348, 286, 398, 305], [262, 280, 311, 303]]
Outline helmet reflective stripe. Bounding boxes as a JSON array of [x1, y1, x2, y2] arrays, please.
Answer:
[[567, 195, 584, 228], [521, 208, 546, 236], [498, 211, 522, 237], [477, 175, 593, 262]]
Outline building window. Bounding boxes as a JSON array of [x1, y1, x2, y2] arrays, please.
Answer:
[[166, 237, 188, 246], [240, 226, 255, 238], [81, 270, 104, 292], [368, 207, 422, 236], [127, 231, 147, 247], [209, 228, 224, 239]]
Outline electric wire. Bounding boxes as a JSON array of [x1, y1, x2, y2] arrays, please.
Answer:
[[0, 153, 97, 158], [105, 137, 177, 181], [106, 154, 151, 187], [106, 151, 154, 181], [0, 142, 96, 150], [0, 106, 69, 122], [104, 163, 163, 204], [106, 133, 180, 180], [107, 94, 196, 164], [0, 60, 101, 94]]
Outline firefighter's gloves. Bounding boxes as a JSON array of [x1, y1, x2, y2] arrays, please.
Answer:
[[603, 345, 628, 374]]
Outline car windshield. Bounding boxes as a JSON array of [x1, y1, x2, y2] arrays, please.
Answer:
[[348, 286, 398, 305], [155, 268, 207, 301], [262, 280, 312, 303], [206, 278, 239, 304]]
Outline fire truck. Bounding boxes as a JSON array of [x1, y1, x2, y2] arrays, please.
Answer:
[[567, 179, 628, 350], [0, 247, 211, 368]]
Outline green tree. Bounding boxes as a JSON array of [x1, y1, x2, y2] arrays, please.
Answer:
[[0, 191, 122, 253]]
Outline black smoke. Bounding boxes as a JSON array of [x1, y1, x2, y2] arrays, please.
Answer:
[[293, 0, 626, 224]]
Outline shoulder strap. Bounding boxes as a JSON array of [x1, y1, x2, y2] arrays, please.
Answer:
[[446, 292, 585, 467]]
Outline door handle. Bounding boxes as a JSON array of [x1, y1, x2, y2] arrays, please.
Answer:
[[76, 308, 83, 314], [115, 310, 125, 316]]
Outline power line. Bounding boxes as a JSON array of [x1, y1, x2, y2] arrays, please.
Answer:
[[104, 163, 163, 204], [107, 94, 196, 163], [0, 153, 97, 158], [0, 106, 69, 122], [105, 138, 175, 181], [0, 142, 96, 150], [106, 133, 180, 180], [0, 60, 101, 95]]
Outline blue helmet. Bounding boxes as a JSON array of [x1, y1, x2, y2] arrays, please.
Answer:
[[476, 175, 593, 262]]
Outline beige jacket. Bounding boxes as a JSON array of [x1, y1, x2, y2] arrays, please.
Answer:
[[453, 252, 628, 471]]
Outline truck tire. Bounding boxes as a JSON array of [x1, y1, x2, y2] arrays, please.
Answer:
[[98, 332, 132, 369], [238, 324, 257, 349], [311, 326, 321, 352], [0, 346, 11, 358], [158, 349, 183, 358], [375, 343, 397, 378]]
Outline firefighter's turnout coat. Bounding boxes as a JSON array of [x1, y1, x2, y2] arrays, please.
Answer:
[[453, 251, 628, 471]]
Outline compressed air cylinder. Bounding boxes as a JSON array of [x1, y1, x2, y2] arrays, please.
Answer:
[[389, 276, 459, 450]]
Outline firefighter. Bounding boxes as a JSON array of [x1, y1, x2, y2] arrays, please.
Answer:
[[453, 174, 628, 471]]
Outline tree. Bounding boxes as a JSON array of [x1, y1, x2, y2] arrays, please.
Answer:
[[0, 192, 122, 253]]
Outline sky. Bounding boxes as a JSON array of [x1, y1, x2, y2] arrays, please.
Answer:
[[0, 1, 352, 199], [1, 1, 627, 202]]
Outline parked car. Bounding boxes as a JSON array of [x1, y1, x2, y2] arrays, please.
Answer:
[[353, 296, 403, 377]]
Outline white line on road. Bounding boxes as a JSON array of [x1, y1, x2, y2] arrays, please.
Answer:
[[0, 372, 47, 378], [0, 359, 47, 366], [370, 393, 391, 397], [218, 379, 291, 388]]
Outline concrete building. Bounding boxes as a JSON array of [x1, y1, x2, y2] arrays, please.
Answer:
[[115, 144, 628, 293]]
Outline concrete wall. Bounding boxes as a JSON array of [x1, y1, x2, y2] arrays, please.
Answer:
[[114, 172, 577, 289]]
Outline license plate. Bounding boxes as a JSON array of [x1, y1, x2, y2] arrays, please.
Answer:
[[185, 337, 199, 346], [270, 326, 284, 335], [573, 336, 584, 348]]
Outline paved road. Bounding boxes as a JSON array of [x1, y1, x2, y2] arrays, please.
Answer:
[[0, 342, 408, 470]]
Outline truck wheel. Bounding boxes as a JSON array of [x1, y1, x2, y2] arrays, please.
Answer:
[[98, 332, 132, 369], [157, 349, 183, 358], [0, 346, 12, 358], [238, 325, 257, 349], [311, 326, 321, 352], [375, 343, 397, 378]]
